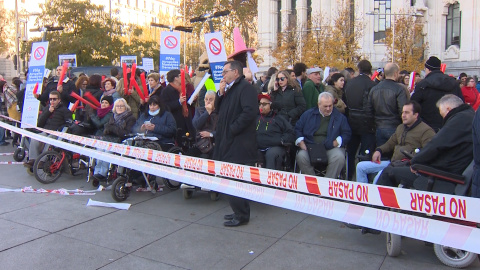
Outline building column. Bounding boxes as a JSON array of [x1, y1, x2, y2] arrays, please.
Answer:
[[258, 0, 279, 68], [296, 0, 308, 29], [280, 0, 292, 31]]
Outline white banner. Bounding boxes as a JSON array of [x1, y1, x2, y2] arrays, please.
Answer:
[[21, 41, 49, 128]]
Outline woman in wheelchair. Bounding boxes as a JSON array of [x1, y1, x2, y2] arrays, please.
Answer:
[[133, 95, 177, 150], [256, 93, 295, 170], [92, 98, 136, 182]]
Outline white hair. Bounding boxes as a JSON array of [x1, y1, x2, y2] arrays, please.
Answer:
[[318, 91, 334, 103]]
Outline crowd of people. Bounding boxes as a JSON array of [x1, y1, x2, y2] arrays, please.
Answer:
[[1, 54, 480, 227]]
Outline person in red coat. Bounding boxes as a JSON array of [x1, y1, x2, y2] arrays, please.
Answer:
[[461, 77, 480, 110]]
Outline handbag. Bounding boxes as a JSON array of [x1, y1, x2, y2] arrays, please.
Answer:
[[306, 143, 328, 165], [196, 137, 213, 154]]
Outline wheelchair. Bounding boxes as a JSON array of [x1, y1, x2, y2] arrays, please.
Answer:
[[383, 160, 479, 268], [180, 133, 220, 201], [110, 133, 184, 202], [31, 125, 92, 184], [293, 146, 348, 180]]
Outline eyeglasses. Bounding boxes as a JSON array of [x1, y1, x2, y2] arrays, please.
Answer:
[[115, 105, 125, 108], [469, 80, 475, 83], [276, 77, 287, 82], [259, 102, 271, 107], [49, 98, 59, 101], [222, 69, 234, 75]]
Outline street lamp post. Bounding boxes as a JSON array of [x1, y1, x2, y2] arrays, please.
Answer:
[[366, 11, 423, 62]]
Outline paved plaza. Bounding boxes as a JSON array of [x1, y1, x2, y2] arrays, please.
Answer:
[[0, 148, 478, 270]]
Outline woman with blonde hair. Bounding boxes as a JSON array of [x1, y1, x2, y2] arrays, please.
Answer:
[[268, 70, 306, 126]]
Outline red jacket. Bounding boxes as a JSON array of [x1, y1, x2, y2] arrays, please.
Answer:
[[461, 86, 480, 110]]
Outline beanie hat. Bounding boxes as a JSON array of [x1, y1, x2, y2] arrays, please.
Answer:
[[101, 95, 114, 106], [425, 56, 441, 70]]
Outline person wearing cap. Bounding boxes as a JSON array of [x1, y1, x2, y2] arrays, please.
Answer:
[[302, 67, 325, 110], [256, 93, 295, 170], [295, 92, 351, 179], [89, 95, 114, 136], [411, 56, 464, 131]]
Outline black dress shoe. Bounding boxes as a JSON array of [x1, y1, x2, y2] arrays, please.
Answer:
[[224, 214, 235, 220], [223, 218, 249, 227]]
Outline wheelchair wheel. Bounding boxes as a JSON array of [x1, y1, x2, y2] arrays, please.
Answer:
[[13, 148, 26, 162], [433, 244, 477, 268], [111, 176, 130, 202], [183, 189, 193, 199], [386, 233, 402, 257], [162, 146, 183, 190], [34, 151, 64, 184]]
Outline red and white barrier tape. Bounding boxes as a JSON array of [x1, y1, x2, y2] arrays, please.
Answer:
[[0, 186, 101, 196], [40, 126, 480, 224], [1, 121, 479, 253], [0, 152, 13, 156], [0, 161, 24, 165]]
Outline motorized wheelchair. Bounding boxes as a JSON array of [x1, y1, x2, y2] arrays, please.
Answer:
[[383, 158, 479, 268]]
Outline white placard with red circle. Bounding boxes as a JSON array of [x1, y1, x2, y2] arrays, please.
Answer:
[[161, 31, 181, 55], [204, 32, 227, 63]]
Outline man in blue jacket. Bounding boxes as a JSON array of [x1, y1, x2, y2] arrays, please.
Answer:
[[295, 92, 352, 178]]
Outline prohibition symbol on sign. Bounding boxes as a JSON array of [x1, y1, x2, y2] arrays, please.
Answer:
[[164, 36, 178, 49], [208, 38, 222, 55], [33, 47, 46, 60]]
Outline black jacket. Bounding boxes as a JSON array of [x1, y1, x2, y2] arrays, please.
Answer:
[[213, 76, 258, 164], [344, 74, 376, 134], [256, 111, 295, 149], [270, 86, 306, 126], [37, 103, 73, 131], [133, 111, 177, 145], [367, 79, 408, 129], [411, 70, 464, 131], [103, 111, 136, 141], [411, 104, 473, 175], [160, 84, 194, 135], [40, 77, 77, 106], [193, 107, 218, 138]]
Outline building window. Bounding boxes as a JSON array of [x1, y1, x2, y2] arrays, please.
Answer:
[[373, 0, 391, 43], [446, 2, 461, 48]]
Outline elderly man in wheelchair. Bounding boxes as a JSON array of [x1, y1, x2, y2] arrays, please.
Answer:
[[294, 92, 351, 178]]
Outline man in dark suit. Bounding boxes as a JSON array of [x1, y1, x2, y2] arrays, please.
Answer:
[[214, 60, 258, 227]]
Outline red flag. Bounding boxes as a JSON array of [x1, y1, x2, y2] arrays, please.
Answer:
[[440, 63, 447, 73], [140, 72, 148, 98], [70, 91, 98, 110], [371, 70, 379, 81], [408, 71, 416, 92], [70, 100, 80, 112], [84, 91, 101, 107], [122, 63, 128, 95], [129, 63, 137, 91], [33, 82, 39, 95], [57, 60, 69, 87]]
